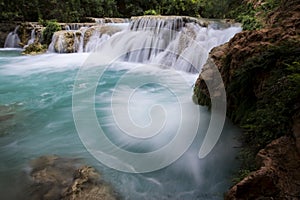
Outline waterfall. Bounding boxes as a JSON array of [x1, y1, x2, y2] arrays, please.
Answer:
[[27, 29, 36, 45], [47, 16, 241, 72], [97, 16, 241, 72], [151, 23, 242, 73], [65, 25, 71, 31], [48, 24, 126, 53], [4, 25, 21, 48], [78, 27, 88, 53], [48, 30, 82, 53], [23, 29, 36, 49]]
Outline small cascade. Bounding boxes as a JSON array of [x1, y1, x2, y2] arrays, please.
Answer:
[[105, 16, 189, 63], [151, 23, 242, 72], [65, 25, 71, 31], [26, 29, 36, 46], [78, 27, 88, 53], [69, 24, 81, 30], [84, 31, 110, 53], [73, 31, 81, 52], [130, 16, 183, 33], [48, 25, 124, 53], [4, 26, 21, 48], [95, 18, 105, 24]]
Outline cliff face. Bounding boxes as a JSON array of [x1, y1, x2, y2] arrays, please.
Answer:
[[194, 0, 300, 198]]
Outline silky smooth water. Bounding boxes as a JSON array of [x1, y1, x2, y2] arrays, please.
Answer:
[[0, 49, 240, 200], [0, 17, 242, 200]]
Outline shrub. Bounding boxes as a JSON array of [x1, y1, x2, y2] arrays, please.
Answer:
[[42, 21, 61, 45]]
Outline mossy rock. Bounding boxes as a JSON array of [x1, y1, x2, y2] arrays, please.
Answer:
[[22, 42, 47, 55]]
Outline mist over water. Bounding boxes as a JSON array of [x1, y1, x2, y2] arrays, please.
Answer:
[[0, 19, 241, 200]]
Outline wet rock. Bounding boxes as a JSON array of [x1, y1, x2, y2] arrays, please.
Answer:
[[50, 30, 82, 53], [18, 22, 44, 47], [22, 42, 47, 55], [29, 155, 119, 200]]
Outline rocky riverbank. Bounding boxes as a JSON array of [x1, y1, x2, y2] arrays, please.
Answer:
[[194, 0, 300, 198]]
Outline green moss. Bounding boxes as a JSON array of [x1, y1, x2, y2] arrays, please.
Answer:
[[193, 89, 211, 108]]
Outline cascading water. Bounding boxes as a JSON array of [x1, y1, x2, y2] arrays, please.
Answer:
[[0, 16, 242, 200], [48, 25, 126, 53], [23, 29, 36, 49], [4, 26, 21, 48]]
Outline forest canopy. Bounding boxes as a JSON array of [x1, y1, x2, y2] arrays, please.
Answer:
[[0, 0, 240, 22]]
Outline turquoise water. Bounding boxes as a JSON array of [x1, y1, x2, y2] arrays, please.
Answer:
[[0, 50, 240, 200]]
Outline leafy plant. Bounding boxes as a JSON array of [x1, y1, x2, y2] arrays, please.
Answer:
[[42, 20, 61, 45], [144, 9, 158, 15]]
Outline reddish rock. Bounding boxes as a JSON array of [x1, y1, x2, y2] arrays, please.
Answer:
[[225, 136, 300, 199]]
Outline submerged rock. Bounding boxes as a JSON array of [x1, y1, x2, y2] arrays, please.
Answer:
[[28, 155, 119, 200], [0, 104, 18, 136]]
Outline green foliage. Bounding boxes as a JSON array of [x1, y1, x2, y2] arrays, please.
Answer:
[[0, 0, 119, 22], [42, 21, 61, 45], [260, 0, 281, 13], [237, 15, 262, 30], [0, 0, 244, 21], [229, 0, 283, 30], [227, 41, 300, 173], [228, 3, 262, 30], [144, 10, 158, 16]]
